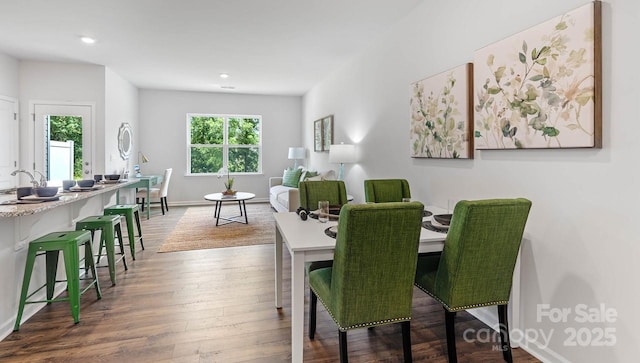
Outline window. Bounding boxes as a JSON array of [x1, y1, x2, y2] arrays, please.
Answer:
[[187, 114, 262, 175]]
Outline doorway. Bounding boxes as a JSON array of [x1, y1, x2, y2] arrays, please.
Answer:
[[33, 104, 93, 185], [0, 97, 18, 189]]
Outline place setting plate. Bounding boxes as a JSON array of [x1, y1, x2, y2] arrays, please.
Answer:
[[422, 214, 452, 233], [68, 186, 101, 192], [324, 225, 338, 238]]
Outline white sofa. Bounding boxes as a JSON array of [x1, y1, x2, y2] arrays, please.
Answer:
[[269, 169, 336, 212]]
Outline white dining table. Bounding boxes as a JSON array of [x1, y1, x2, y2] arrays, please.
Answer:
[[273, 206, 450, 363]]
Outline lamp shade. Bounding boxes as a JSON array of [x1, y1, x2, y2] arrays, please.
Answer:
[[288, 147, 305, 160], [138, 151, 150, 163], [329, 144, 356, 163]]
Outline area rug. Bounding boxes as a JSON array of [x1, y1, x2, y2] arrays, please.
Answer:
[[158, 203, 275, 253]]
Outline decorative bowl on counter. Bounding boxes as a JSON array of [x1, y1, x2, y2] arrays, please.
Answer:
[[104, 174, 121, 181], [76, 180, 95, 188], [34, 186, 59, 197], [16, 187, 33, 199]]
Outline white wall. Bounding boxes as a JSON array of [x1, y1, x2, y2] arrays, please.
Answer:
[[105, 67, 139, 175], [0, 52, 18, 98], [18, 61, 106, 175], [139, 89, 302, 204], [303, 0, 639, 361]]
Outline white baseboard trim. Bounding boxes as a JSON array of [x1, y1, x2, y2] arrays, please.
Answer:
[[516, 340, 570, 363], [468, 308, 569, 362]]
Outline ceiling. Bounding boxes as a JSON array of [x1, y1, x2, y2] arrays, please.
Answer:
[[0, 0, 424, 96]]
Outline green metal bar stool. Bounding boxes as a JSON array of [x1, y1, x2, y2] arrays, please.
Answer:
[[75, 215, 127, 286], [103, 204, 144, 260], [14, 230, 101, 331]]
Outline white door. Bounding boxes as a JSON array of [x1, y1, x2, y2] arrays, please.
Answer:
[[33, 104, 93, 184], [0, 97, 18, 189]]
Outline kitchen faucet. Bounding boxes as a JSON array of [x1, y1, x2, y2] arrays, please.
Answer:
[[10, 169, 41, 188], [33, 170, 47, 187]]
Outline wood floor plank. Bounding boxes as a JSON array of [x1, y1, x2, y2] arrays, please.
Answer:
[[0, 204, 541, 362]]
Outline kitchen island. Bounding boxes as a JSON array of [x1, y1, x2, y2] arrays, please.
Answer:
[[0, 180, 138, 340]]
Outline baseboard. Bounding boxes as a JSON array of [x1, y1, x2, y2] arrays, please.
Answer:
[[468, 308, 569, 362], [1, 282, 68, 341], [516, 339, 571, 363]]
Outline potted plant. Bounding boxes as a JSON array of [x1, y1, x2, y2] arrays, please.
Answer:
[[217, 167, 236, 195]]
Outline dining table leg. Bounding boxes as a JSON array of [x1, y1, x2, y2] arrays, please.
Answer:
[[144, 180, 151, 219], [290, 250, 306, 363], [275, 224, 283, 308]]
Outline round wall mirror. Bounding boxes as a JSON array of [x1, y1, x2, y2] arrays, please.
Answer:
[[118, 123, 133, 160]]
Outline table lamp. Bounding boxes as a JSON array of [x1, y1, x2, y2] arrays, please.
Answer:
[[288, 147, 305, 169], [136, 151, 150, 177], [329, 143, 356, 180]]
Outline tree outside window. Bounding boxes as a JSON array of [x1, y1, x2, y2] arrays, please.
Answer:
[[188, 114, 261, 174]]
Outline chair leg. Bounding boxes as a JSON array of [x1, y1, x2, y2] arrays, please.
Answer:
[[161, 197, 166, 215], [498, 304, 513, 363], [339, 330, 348, 363], [401, 321, 413, 362], [164, 197, 169, 211], [134, 209, 144, 250], [309, 288, 317, 339], [444, 309, 458, 363], [114, 224, 128, 271]]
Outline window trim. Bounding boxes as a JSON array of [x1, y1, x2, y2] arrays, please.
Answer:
[[186, 113, 262, 176]]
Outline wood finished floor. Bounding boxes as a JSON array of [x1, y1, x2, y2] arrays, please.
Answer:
[[0, 205, 541, 362]]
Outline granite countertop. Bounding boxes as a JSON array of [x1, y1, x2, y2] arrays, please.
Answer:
[[0, 180, 137, 218]]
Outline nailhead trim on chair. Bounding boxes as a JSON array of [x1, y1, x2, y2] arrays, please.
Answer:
[[310, 286, 411, 332], [415, 284, 509, 312]]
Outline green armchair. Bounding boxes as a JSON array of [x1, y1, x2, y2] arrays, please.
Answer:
[[414, 198, 532, 363], [309, 201, 425, 362], [364, 179, 411, 203], [298, 180, 348, 211]]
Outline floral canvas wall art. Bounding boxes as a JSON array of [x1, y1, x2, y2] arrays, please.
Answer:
[[322, 115, 333, 151], [410, 63, 474, 159], [474, 2, 601, 149]]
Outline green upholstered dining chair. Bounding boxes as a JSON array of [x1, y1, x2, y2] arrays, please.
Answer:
[[299, 180, 349, 273], [309, 201, 425, 363], [364, 179, 411, 203], [414, 198, 532, 363], [298, 180, 348, 211]]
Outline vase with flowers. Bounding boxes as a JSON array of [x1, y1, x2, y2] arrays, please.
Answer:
[[217, 167, 236, 196]]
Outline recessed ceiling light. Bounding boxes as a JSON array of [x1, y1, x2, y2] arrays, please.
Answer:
[[80, 36, 96, 44], [219, 73, 229, 79]]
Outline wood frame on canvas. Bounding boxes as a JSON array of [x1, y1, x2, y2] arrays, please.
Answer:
[[410, 63, 474, 159], [313, 115, 334, 152], [473, 1, 602, 149], [314, 119, 323, 152]]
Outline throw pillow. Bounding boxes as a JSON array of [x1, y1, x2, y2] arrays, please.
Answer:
[[303, 170, 319, 180], [282, 168, 303, 188]]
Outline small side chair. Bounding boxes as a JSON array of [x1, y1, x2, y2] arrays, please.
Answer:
[[364, 179, 411, 203], [309, 201, 425, 362], [414, 198, 532, 363], [136, 168, 172, 215]]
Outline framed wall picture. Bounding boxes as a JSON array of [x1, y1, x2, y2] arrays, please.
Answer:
[[313, 115, 334, 152], [314, 119, 323, 151], [410, 63, 474, 159], [322, 115, 333, 151], [474, 1, 602, 149]]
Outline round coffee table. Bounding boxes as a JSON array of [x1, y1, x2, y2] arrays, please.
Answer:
[[204, 192, 256, 226]]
